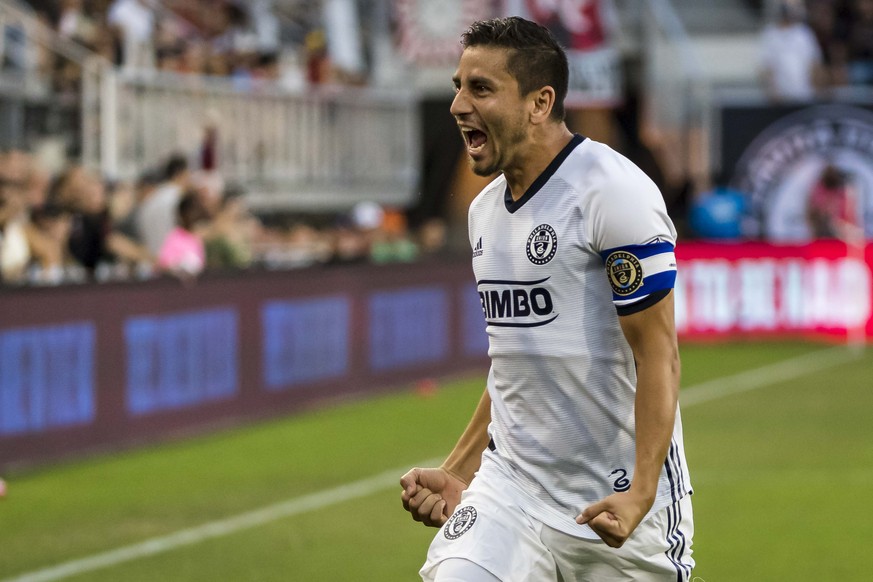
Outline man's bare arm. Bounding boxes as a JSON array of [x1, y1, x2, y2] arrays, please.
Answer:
[[578, 291, 680, 547], [401, 388, 492, 527], [622, 291, 680, 504], [441, 388, 492, 485]]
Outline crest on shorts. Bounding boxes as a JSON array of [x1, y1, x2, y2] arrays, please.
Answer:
[[526, 224, 558, 265], [605, 251, 643, 296], [443, 505, 478, 540]]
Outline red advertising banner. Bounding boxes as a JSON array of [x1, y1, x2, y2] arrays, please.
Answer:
[[675, 241, 873, 341]]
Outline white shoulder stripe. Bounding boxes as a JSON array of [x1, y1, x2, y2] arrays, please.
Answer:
[[640, 252, 677, 276]]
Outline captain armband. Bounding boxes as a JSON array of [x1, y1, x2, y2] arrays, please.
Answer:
[[600, 240, 677, 316]]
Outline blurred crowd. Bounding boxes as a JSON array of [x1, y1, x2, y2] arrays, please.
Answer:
[[18, 0, 355, 97], [807, 0, 873, 86], [685, 0, 873, 242], [760, 0, 873, 100], [4, 0, 869, 285], [0, 149, 448, 287]]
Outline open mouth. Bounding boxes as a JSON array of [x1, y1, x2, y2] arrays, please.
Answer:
[[462, 128, 488, 154]]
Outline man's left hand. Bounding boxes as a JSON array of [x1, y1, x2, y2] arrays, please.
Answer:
[[576, 491, 653, 548]]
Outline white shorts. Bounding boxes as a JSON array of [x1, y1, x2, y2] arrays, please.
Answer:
[[421, 458, 694, 582]]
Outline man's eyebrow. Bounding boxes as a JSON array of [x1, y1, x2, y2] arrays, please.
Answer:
[[456, 75, 492, 87]]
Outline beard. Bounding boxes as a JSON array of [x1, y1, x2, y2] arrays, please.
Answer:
[[467, 117, 528, 177]]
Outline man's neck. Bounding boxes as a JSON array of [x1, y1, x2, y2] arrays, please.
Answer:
[[504, 126, 575, 201]]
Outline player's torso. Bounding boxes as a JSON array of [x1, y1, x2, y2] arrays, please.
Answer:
[[469, 176, 618, 358], [466, 139, 691, 533]]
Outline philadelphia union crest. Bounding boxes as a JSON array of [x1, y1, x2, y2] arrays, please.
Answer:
[[605, 251, 643, 296], [444, 506, 477, 540], [526, 224, 558, 265]]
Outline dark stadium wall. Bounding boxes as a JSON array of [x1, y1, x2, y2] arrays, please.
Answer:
[[719, 102, 873, 240], [0, 258, 490, 472], [406, 97, 464, 228]]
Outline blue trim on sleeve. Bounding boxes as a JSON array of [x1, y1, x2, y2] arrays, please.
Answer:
[[614, 270, 676, 302], [599, 240, 675, 263]]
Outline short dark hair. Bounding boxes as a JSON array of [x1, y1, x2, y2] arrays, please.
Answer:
[[164, 154, 188, 181], [461, 17, 569, 121]]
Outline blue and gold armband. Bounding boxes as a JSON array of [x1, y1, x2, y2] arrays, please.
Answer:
[[600, 241, 677, 315]]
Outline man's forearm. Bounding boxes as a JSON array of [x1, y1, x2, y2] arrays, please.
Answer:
[[631, 356, 679, 501], [618, 293, 681, 502], [441, 388, 492, 485]]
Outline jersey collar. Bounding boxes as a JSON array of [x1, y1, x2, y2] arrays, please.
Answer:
[[504, 133, 586, 214]]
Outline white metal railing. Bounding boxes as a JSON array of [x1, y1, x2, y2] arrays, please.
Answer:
[[0, 0, 92, 70], [89, 70, 420, 211], [2, 0, 419, 212], [0, 0, 97, 152]]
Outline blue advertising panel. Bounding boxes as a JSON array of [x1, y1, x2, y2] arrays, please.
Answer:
[[369, 287, 449, 371], [0, 322, 95, 436], [125, 308, 239, 416], [262, 296, 350, 390], [462, 283, 489, 356]]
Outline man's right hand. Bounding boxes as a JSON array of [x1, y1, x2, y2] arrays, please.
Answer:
[[400, 467, 467, 527]]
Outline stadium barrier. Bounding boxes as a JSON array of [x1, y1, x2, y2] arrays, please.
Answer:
[[3, 243, 870, 471], [0, 258, 489, 472]]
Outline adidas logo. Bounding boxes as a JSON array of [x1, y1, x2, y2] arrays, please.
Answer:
[[472, 236, 484, 258]]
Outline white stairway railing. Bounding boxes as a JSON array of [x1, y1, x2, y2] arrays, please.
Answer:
[[88, 69, 420, 211]]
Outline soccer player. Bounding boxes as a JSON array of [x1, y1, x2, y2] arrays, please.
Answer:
[[400, 17, 693, 581]]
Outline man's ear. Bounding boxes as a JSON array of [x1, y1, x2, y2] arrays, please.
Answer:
[[530, 86, 556, 125]]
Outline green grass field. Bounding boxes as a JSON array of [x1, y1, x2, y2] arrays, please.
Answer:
[[1, 341, 872, 581]]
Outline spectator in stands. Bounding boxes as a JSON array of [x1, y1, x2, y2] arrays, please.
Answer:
[[24, 157, 50, 209], [155, 42, 185, 72], [759, 1, 825, 100], [305, 29, 331, 85], [1, 148, 51, 214], [370, 208, 419, 264], [51, 164, 152, 277], [417, 217, 449, 256], [688, 184, 747, 240], [806, 0, 850, 85], [247, 0, 280, 55], [0, 150, 74, 285], [0, 171, 31, 283], [157, 190, 207, 276], [252, 51, 281, 82], [806, 162, 858, 238], [27, 202, 74, 284], [136, 153, 190, 256], [204, 186, 257, 269], [179, 40, 209, 75], [846, 0, 873, 84], [108, 0, 155, 71], [114, 169, 159, 244], [107, 179, 138, 237], [210, 2, 255, 59], [57, 0, 98, 45], [328, 219, 370, 265]]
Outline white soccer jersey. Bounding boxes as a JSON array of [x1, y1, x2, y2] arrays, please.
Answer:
[[469, 134, 692, 539]]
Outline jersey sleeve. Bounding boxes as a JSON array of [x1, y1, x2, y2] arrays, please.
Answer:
[[584, 159, 678, 315]]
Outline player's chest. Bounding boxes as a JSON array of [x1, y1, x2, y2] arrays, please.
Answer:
[[471, 205, 589, 280]]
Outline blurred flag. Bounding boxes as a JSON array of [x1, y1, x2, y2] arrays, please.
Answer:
[[503, 0, 623, 107], [395, 0, 494, 65]]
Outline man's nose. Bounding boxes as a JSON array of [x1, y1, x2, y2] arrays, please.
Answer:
[[450, 89, 471, 117]]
